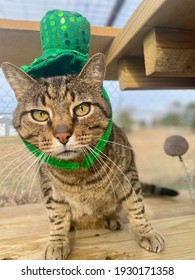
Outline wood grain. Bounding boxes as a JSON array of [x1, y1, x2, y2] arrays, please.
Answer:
[[106, 0, 195, 82], [118, 57, 195, 89], [144, 27, 195, 77], [0, 191, 194, 260]]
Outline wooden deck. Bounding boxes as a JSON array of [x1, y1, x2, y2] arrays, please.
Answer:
[[0, 190, 194, 260]]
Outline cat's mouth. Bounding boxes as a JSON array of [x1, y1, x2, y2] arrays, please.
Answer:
[[56, 150, 80, 160]]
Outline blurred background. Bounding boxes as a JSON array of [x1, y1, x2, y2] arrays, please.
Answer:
[[1, 0, 195, 206]]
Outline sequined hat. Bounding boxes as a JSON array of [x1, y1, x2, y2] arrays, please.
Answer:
[[21, 9, 91, 78]]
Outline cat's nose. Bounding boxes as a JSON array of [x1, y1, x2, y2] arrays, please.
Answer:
[[56, 132, 71, 144], [54, 125, 72, 145]]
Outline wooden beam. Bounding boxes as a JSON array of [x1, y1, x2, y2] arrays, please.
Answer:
[[144, 27, 195, 77], [0, 19, 120, 80], [106, 0, 195, 65], [106, 0, 168, 66], [118, 57, 195, 90]]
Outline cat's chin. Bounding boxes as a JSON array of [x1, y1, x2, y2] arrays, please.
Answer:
[[55, 150, 81, 160]]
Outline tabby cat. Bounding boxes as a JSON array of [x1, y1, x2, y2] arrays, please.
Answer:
[[2, 53, 164, 260]]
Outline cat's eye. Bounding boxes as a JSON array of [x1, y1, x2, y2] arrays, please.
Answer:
[[74, 103, 91, 117], [31, 110, 49, 122]]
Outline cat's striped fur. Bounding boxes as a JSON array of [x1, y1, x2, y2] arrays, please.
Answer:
[[2, 53, 164, 260]]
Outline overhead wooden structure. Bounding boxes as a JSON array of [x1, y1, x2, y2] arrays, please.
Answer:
[[1, 0, 195, 89], [0, 19, 120, 80]]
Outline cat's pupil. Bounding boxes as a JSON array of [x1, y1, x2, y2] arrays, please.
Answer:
[[31, 110, 49, 122], [74, 102, 90, 117]]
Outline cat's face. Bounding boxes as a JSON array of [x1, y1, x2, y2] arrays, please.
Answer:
[[2, 53, 111, 161]]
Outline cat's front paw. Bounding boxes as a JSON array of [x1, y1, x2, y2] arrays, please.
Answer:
[[44, 241, 70, 260], [138, 231, 164, 253]]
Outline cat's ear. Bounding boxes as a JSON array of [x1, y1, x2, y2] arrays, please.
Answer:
[[79, 53, 106, 84], [1, 62, 37, 101]]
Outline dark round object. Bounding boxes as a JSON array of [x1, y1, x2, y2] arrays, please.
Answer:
[[164, 135, 189, 157]]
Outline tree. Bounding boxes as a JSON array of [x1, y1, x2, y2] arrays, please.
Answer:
[[183, 102, 195, 131], [115, 110, 133, 132], [161, 112, 182, 126]]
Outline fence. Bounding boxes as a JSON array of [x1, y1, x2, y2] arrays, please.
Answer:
[[0, 70, 16, 136], [0, 71, 121, 136], [2, 69, 195, 136]]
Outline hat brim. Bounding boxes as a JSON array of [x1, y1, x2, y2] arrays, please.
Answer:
[[21, 50, 89, 79]]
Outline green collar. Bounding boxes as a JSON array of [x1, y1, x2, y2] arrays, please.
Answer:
[[21, 88, 112, 171]]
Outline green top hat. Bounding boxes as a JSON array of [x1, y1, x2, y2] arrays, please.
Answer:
[[21, 9, 91, 78]]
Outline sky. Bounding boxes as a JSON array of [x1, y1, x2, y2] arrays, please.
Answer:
[[0, 0, 141, 27], [1, 0, 195, 124]]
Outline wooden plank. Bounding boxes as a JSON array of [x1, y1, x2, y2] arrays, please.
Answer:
[[118, 57, 195, 90], [106, 0, 168, 66], [144, 27, 195, 77], [106, 0, 195, 66], [0, 191, 194, 260], [0, 19, 120, 80]]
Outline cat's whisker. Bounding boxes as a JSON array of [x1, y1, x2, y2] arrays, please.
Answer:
[[43, 153, 52, 166], [28, 156, 41, 186], [28, 152, 46, 200], [90, 144, 139, 203], [0, 149, 30, 177], [1, 141, 23, 150], [97, 153, 130, 209], [86, 146, 117, 209], [0, 146, 26, 161], [82, 147, 104, 186], [82, 147, 99, 182], [93, 137, 133, 151], [87, 145, 130, 208], [82, 147, 96, 177], [27, 163, 40, 200], [12, 153, 41, 200], [0, 149, 40, 188]]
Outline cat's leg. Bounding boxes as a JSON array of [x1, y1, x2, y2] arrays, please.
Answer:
[[44, 198, 71, 260], [122, 180, 164, 253], [41, 178, 71, 260]]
